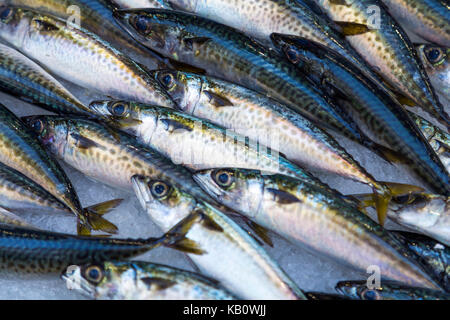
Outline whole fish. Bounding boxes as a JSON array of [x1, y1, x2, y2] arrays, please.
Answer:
[[381, 0, 450, 47], [0, 0, 168, 69], [113, 8, 383, 153], [193, 168, 441, 289], [336, 280, 450, 300], [0, 43, 91, 116], [89, 96, 421, 220], [0, 104, 117, 235], [409, 111, 449, 171], [132, 175, 306, 300], [393, 231, 449, 292], [21, 115, 214, 206], [0, 6, 176, 108], [271, 35, 450, 208], [63, 261, 237, 300], [415, 43, 449, 102], [114, 0, 383, 83], [0, 222, 199, 273], [314, 0, 450, 129]]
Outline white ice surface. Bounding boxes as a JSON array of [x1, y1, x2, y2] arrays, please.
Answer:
[[0, 31, 447, 299]]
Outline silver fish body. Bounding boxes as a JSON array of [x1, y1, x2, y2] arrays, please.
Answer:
[[193, 168, 442, 289], [132, 175, 307, 300], [63, 261, 237, 300], [0, 6, 176, 108]]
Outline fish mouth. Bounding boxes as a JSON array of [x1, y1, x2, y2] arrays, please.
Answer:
[[193, 172, 224, 201], [131, 174, 152, 210]]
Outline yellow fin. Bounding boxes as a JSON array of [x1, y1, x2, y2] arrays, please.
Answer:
[[86, 212, 118, 234], [85, 199, 123, 215], [334, 21, 371, 36]]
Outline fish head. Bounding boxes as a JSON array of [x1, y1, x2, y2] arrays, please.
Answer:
[[390, 193, 449, 230], [62, 262, 120, 299], [193, 168, 263, 218], [0, 6, 32, 48], [113, 9, 182, 59], [335, 281, 383, 300], [22, 115, 69, 157], [151, 69, 202, 114], [132, 174, 197, 230]]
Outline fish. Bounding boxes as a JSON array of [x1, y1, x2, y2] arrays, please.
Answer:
[[114, 0, 383, 83], [193, 168, 441, 289], [21, 115, 215, 206], [0, 0, 169, 69], [0, 104, 117, 235], [0, 221, 200, 273], [393, 231, 449, 292], [89, 97, 423, 222], [113, 8, 385, 154], [336, 280, 450, 300], [62, 261, 237, 300], [131, 174, 307, 300], [408, 111, 449, 172], [314, 0, 450, 129], [0, 43, 91, 116], [271, 35, 450, 208], [381, 0, 450, 47], [88, 101, 344, 188], [0, 206, 34, 228], [0, 6, 176, 108], [415, 43, 449, 102]]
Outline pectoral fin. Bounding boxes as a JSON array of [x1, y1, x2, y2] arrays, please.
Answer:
[[266, 188, 302, 204], [141, 277, 176, 290], [334, 21, 371, 36], [203, 91, 234, 107], [70, 133, 99, 150], [160, 118, 193, 133]]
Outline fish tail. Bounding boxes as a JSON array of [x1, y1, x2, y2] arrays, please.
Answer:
[[76, 199, 123, 235]]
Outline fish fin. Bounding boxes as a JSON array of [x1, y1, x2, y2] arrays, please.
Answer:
[[196, 210, 224, 233], [373, 182, 424, 225], [161, 212, 206, 254], [374, 145, 412, 164], [160, 118, 193, 133], [266, 188, 302, 204], [334, 21, 371, 36], [167, 58, 207, 74], [85, 199, 123, 216], [245, 220, 273, 247], [32, 19, 60, 32], [85, 212, 119, 234], [140, 277, 176, 290], [77, 220, 92, 236], [70, 133, 99, 150], [203, 91, 234, 107], [394, 93, 417, 107], [183, 37, 212, 51]]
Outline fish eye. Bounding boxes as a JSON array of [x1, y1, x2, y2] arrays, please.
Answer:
[[109, 102, 128, 116], [0, 7, 13, 21], [285, 47, 300, 64], [84, 265, 103, 284], [424, 46, 444, 64], [30, 119, 44, 134], [132, 15, 152, 35], [149, 181, 171, 199], [213, 169, 234, 188], [158, 72, 175, 90], [361, 289, 380, 300]]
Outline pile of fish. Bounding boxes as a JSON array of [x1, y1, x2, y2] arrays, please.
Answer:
[[0, 0, 448, 300]]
